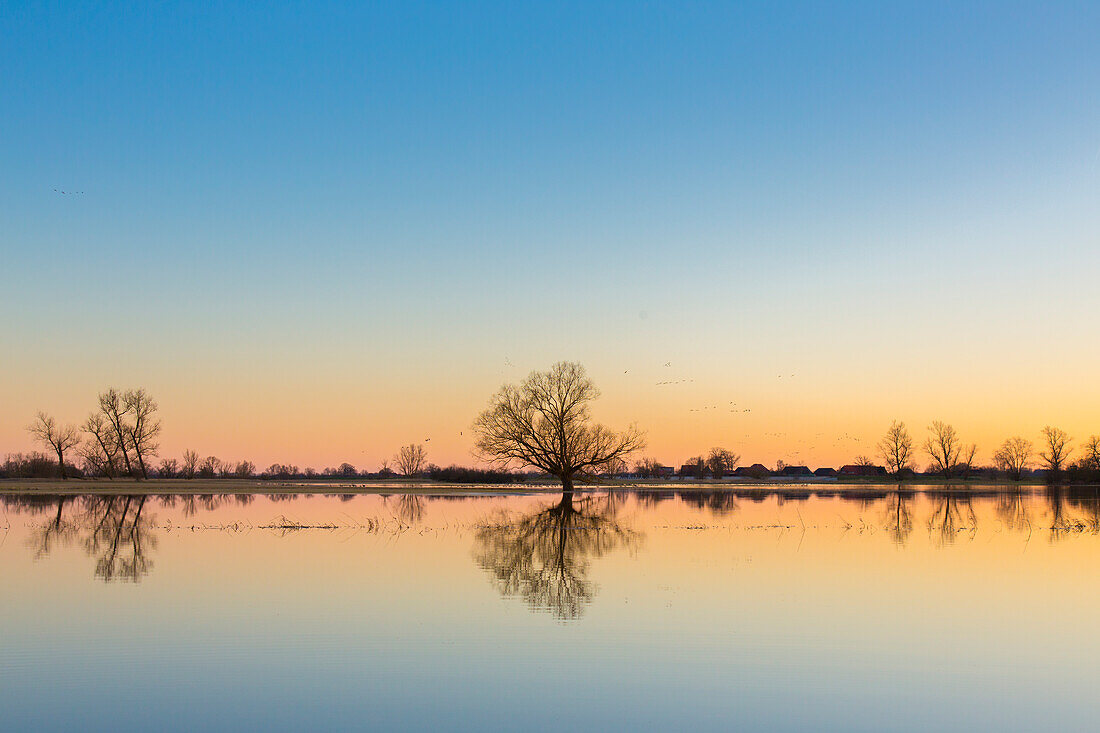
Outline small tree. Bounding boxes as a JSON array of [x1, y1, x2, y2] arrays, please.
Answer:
[[199, 455, 220, 478], [1039, 426, 1072, 476], [181, 450, 199, 479], [396, 444, 427, 477], [706, 448, 740, 478], [993, 437, 1032, 480], [924, 421, 963, 478], [1082, 436, 1100, 470], [159, 458, 179, 478], [878, 421, 913, 476], [27, 412, 80, 479]]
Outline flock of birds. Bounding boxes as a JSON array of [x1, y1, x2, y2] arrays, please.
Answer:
[[53, 188, 84, 195]]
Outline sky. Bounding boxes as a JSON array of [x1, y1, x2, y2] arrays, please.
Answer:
[[2, 1, 1098, 471]]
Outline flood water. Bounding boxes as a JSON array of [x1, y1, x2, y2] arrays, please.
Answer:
[[2, 485, 1099, 732]]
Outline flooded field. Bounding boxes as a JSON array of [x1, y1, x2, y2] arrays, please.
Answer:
[[2, 486, 1099, 731]]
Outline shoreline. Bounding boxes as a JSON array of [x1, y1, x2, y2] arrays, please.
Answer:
[[0, 477, 1078, 497]]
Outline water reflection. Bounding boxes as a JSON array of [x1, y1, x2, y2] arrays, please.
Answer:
[[7, 486, 1100, 595], [882, 489, 914, 546], [926, 489, 977, 547], [18, 495, 157, 581], [472, 491, 641, 620]]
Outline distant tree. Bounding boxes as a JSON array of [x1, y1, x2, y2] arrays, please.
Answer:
[[775, 459, 787, 472], [27, 412, 80, 479], [634, 457, 660, 478], [601, 456, 628, 479], [706, 448, 740, 478], [924, 421, 963, 478], [234, 460, 256, 478], [878, 421, 914, 476], [1039, 426, 1072, 476], [473, 362, 644, 492], [396, 444, 427, 477], [199, 455, 220, 479], [338, 462, 357, 478], [181, 450, 199, 479], [993, 437, 1032, 480], [123, 389, 160, 479], [158, 458, 179, 478], [854, 455, 875, 468], [1082, 436, 1100, 470]]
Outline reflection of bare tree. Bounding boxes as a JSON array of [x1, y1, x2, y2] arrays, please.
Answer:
[[82, 496, 157, 582], [926, 489, 977, 547], [386, 494, 424, 524], [1046, 485, 1069, 543], [995, 489, 1031, 532], [1065, 487, 1100, 533], [473, 492, 641, 620], [882, 490, 913, 546], [26, 497, 79, 559]]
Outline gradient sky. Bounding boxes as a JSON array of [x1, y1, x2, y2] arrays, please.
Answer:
[[2, 1, 1098, 470]]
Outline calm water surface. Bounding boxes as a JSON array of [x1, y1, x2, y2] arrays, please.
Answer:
[[2, 486, 1099, 732]]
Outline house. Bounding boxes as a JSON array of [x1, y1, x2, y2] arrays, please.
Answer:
[[655, 465, 676, 479], [813, 467, 838, 478], [778, 465, 813, 478], [679, 463, 703, 479], [839, 464, 887, 477], [734, 463, 771, 479]]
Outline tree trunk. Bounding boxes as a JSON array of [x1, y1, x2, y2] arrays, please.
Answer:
[[56, 446, 66, 480]]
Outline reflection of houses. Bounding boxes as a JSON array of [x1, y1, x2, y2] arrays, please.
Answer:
[[839, 464, 887, 477], [777, 465, 813, 478]]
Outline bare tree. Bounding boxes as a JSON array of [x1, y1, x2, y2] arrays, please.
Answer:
[[98, 389, 134, 477], [878, 421, 913, 476], [924, 421, 963, 478], [706, 448, 740, 479], [123, 389, 160, 479], [158, 458, 178, 478], [395, 444, 427, 477], [27, 412, 81, 479], [181, 450, 199, 479], [1082, 436, 1100, 470], [473, 362, 644, 492], [1039, 426, 1072, 475], [993, 437, 1032, 480], [234, 460, 256, 478], [959, 443, 978, 479], [199, 456, 220, 478], [82, 413, 121, 478]]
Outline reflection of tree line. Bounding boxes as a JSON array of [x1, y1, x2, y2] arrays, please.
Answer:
[[7, 487, 1100, 600]]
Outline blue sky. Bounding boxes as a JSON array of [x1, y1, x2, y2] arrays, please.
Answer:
[[2, 1, 1098, 467]]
